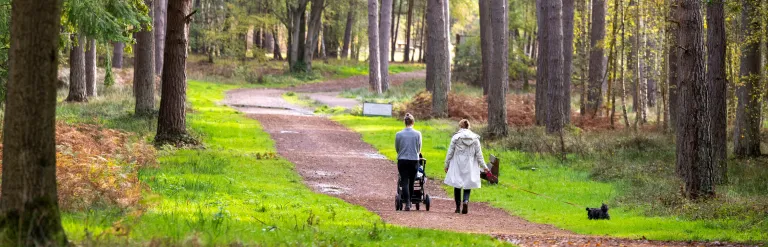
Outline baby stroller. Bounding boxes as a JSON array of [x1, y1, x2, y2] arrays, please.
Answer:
[[395, 154, 431, 211]]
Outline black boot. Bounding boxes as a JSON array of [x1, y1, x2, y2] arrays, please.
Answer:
[[461, 201, 469, 214], [405, 202, 412, 211], [454, 188, 461, 213]]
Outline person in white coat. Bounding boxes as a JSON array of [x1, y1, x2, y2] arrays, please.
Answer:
[[444, 119, 490, 214]]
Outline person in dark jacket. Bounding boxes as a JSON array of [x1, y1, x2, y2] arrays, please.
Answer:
[[395, 113, 422, 211]]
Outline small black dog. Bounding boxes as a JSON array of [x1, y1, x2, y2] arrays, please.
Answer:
[[586, 203, 610, 220]]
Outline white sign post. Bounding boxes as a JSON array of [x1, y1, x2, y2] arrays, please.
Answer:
[[362, 102, 393, 117]]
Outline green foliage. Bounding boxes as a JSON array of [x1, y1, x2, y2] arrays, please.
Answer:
[[60, 81, 508, 246], [63, 0, 151, 43], [333, 116, 768, 243], [103, 44, 116, 87]]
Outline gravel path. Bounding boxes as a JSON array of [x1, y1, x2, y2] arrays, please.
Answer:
[[224, 72, 756, 247]]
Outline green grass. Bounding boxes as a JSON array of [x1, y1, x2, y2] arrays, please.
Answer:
[[331, 115, 768, 243], [59, 81, 508, 246], [340, 80, 484, 105]]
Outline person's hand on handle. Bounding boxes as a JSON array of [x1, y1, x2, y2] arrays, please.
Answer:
[[484, 168, 491, 174], [445, 167, 449, 173]]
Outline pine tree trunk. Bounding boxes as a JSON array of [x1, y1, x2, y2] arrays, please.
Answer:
[[487, 0, 509, 137], [676, 0, 714, 200], [562, 0, 574, 124], [341, 0, 356, 59], [542, 0, 565, 133], [273, 26, 283, 60], [627, 0, 638, 113], [404, 0, 414, 62], [303, 0, 325, 72], [480, 0, 492, 96], [154, 0, 168, 75], [156, 0, 194, 146], [113, 42, 125, 68], [535, 0, 547, 125], [67, 34, 88, 102], [368, 0, 382, 93], [706, 0, 727, 184], [391, 0, 404, 61], [667, 0, 679, 131], [85, 38, 97, 97], [427, 0, 450, 117], [733, 0, 761, 157], [418, 2, 426, 63], [380, 0, 393, 91], [135, 0, 156, 116], [1, 0, 69, 245]]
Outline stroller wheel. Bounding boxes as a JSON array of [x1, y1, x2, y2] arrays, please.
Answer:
[[415, 203, 420, 211], [425, 195, 431, 211], [395, 195, 402, 211]]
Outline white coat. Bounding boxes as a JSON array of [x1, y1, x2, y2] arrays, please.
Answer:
[[444, 129, 488, 189]]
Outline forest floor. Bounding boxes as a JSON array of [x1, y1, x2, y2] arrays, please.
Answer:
[[224, 72, 758, 246]]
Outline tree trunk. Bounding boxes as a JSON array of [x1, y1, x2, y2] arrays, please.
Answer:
[[341, 0, 356, 59], [66, 34, 88, 102], [380, 0, 393, 91], [85, 38, 97, 97], [289, 1, 309, 71], [667, 0, 678, 131], [633, 0, 647, 126], [303, 0, 325, 72], [627, 0, 638, 113], [404, 0, 414, 62], [544, 0, 564, 133], [368, 0, 382, 93], [706, 0, 727, 184], [154, 0, 168, 75], [391, 0, 404, 61], [535, 0, 546, 125], [733, 0, 761, 157], [1, 0, 69, 245], [135, 0, 156, 116], [113, 42, 125, 68], [155, 0, 194, 146], [418, 2, 426, 63], [562, 0, 574, 124], [487, 0, 509, 137], [480, 0, 492, 96], [676, 0, 714, 200], [427, 0, 450, 117], [273, 26, 283, 60]]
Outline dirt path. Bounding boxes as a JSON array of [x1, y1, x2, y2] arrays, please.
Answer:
[[224, 72, 752, 247]]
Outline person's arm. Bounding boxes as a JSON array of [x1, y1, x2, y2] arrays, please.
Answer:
[[417, 132, 422, 155], [475, 139, 489, 171], [444, 138, 455, 172], [395, 133, 401, 155]]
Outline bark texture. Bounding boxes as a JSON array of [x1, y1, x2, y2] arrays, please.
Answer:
[[535, 0, 546, 125], [66, 34, 88, 102], [303, 0, 325, 72], [706, 1, 727, 184], [562, 0, 574, 124], [676, 0, 714, 200], [426, 0, 450, 117], [487, 0, 509, 137], [113, 42, 124, 68], [154, 0, 168, 75], [380, 0, 393, 91], [341, 0, 356, 59], [368, 0, 382, 93], [156, 0, 194, 146], [733, 0, 761, 158], [85, 38, 97, 97], [135, 0, 156, 116], [542, 0, 565, 133], [0, 0, 69, 245]]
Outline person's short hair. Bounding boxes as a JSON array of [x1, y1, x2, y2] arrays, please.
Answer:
[[459, 119, 471, 129], [404, 113, 415, 126]]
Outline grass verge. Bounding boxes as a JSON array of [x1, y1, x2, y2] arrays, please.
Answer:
[[60, 81, 507, 246], [331, 115, 768, 243]]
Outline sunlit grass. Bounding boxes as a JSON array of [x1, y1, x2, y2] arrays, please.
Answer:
[[331, 115, 768, 243], [60, 81, 508, 246]]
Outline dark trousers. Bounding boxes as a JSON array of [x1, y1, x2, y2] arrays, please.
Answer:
[[397, 159, 419, 205], [454, 188, 471, 209]]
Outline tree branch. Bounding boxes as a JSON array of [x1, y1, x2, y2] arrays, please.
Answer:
[[185, 9, 198, 24]]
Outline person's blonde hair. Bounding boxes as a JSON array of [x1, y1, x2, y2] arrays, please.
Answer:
[[404, 113, 415, 126], [459, 119, 471, 129]]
